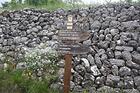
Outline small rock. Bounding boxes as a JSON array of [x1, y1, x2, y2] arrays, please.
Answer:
[[81, 58, 90, 67], [106, 74, 120, 86], [134, 76, 140, 87], [132, 53, 140, 65], [97, 86, 115, 93], [111, 65, 119, 76], [91, 65, 101, 76], [16, 63, 27, 69], [124, 76, 134, 89], [87, 54, 95, 66], [122, 51, 132, 61], [110, 29, 119, 36], [83, 39, 92, 45], [115, 51, 122, 59], [119, 66, 131, 77], [109, 59, 125, 67]]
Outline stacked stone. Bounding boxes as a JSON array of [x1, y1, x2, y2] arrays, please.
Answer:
[[57, 4, 140, 92], [0, 3, 140, 93]]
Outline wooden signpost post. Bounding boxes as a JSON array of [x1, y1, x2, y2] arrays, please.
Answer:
[[58, 15, 90, 93]]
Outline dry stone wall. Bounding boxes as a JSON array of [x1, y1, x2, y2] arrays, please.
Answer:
[[0, 3, 140, 93]]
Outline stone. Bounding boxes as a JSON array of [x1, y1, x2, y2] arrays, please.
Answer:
[[115, 46, 123, 51], [137, 47, 140, 53], [91, 20, 101, 30], [21, 37, 28, 43], [16, 62, 27, 69], [109, 59, 125, 67], [57, 59, 65, 68], [115, 46, 134, 51], [100, 66, 111, 76], [122, 20, 140, 30], [119, 66, 131, 77], [97, 86, 115, 93], [105, 34, 112, 41], [95, 55, 102, 68], [106, 74, 120, 86], [106, 48, 114, 58], [83, 39, 92, 45], [98, 41, 110, 49], [124, 76, 134, 89], [123, 46, 134, 52], [81, 58, 90, 67], [126, 60, 140, 70], [99, 34, 105, 41], [73, 85, 83, 92], [132, 53, 140, 65], [31, 27, 39, 33], [100, 54, 108, 61], [123, 89, 140, 93], [95, 76, 105, 85], [98, 49, 105, 56], [0, 64, 3, 69], [90, 65, 101, 76], [111, 65, 119, 76], [75, 65, 86, 76], [122, 51, 132, 61], [87, 54, 95, 66], [73, 72, 83, 85], [110, 29, 119, 36], [128, 40, 138, 48], [134, 76, 140, 87], [115, 51, 122, 59]]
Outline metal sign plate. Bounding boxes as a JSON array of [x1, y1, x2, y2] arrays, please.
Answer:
[[58, 44, 89, 55]]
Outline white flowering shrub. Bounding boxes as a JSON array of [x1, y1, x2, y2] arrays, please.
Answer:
[[23, 43, 59, 80]]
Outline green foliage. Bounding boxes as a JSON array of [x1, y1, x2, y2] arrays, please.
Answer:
[[125, 0, 132, 3], [0, 70, 59, 93]]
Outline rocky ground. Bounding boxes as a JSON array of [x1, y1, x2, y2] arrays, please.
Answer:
[[0, 3, 140, 93]]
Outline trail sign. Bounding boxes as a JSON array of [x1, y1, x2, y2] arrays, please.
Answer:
[[58, 44, 89, 55], [58, 31, 91, 45], [57, 15, 90, 93]]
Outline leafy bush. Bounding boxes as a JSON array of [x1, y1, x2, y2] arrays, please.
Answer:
[[0, 70, 59, 93]]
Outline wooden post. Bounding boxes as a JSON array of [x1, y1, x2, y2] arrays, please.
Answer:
[[64, 54, 72, 93]]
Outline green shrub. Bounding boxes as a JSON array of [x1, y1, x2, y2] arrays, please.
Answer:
[[0, 70, 59, 93]]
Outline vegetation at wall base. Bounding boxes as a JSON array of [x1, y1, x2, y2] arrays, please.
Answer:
[[0, 69, 60, 93]]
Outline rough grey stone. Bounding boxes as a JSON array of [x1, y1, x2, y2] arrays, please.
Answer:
[[109, 59, 125, 67], [122, 51, 132, 61], [97, 86, 115, 93], [119, 66, 131, 77], [91, 20, 101, 30], [87, 54, 95, 66], [114, 51, 122, 59], [95, 76, 105, 85], [134, 76, 140, 87], [111, 65, 119, 76], [106, 74, 120, 86], [16, 62, 27, 69], [124, 76, 134, 89], [90, 65, 101, 76], [83, 39, 92, 45], [132, 53, 140, 65], [123, 89, 140, 93], [81, 58, 90, 67], [110, 29, 119, 36]]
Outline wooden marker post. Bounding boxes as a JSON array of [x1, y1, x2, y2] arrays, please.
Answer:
[[58, 15, 90, 93], [63, 15, 73, 93]]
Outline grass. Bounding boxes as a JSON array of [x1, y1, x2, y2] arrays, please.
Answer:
[[0, 70, 60, 93]]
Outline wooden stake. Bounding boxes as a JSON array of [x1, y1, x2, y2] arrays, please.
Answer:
[[64, 54, 72, 93]]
